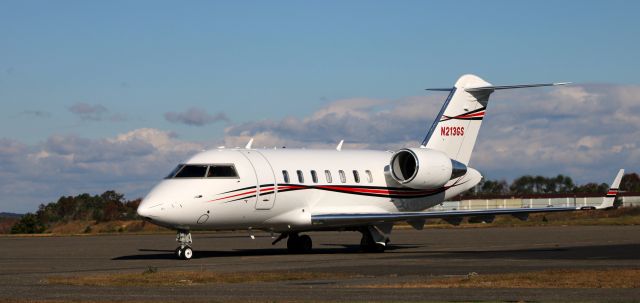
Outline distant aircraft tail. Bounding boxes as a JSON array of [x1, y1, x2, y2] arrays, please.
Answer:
[[595, 169, 624, 209], [422, 74, 569, 165]]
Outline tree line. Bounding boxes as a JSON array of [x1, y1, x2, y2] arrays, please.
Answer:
[[467, 172, 640, 196], [11, 191, 140, 234]]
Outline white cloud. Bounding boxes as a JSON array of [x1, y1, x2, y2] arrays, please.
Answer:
[[0, 129, 206, 212], [68, 102, 127, 122], [224, 84, 640, 183], [68, 102, 107, 120], [223, 96, 441, 148], [472, 84, 640, 180], [164, 107, 230, 126], [19, 110, 52, 118]]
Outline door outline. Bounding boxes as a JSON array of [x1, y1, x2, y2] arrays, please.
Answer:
[[239, 150, 277, 210]]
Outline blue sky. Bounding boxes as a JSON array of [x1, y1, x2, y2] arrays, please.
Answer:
[[1, 1, 639, 212]]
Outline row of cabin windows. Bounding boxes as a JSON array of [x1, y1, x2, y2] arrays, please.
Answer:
[[282, 169, 373, 184]]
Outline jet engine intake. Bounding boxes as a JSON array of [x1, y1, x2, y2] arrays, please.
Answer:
[[389, 148, 467, 189]]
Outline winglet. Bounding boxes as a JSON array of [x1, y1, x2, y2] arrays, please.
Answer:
[[336, 140, 344, 151], [245, 138, 254, 149], [596, 169, 624, 209]]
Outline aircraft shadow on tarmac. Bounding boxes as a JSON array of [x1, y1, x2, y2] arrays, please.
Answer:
[[112, 244, 418, 260], [112, 243, 638, 261], [387, 243, 640, 261]]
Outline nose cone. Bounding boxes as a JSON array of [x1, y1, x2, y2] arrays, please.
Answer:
[[137, 199, 163, 219], [138, 180, 172, 219]]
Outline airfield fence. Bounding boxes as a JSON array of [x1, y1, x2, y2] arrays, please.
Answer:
[[438, 194, 640, 211]]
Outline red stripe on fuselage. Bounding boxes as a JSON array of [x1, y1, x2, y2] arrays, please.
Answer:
[[317, 185, 440, 196], [209, 189, 257, 202]]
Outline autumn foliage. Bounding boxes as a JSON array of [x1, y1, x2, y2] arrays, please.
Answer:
[[10, 190, 140, 234]]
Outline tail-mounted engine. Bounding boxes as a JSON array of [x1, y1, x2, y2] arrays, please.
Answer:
[[389, 148, 467, 190]]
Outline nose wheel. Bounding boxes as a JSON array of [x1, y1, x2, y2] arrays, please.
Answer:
[[175, 246, 193, 260], [175, 230, 193, 260]]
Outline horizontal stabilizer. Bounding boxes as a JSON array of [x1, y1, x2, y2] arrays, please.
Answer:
[[426, 82, 570, 93], [465, 82, 570, 92], [425, 88, 456, 91]]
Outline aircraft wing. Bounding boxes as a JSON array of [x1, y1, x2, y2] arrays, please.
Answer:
[[312, 168, 624, 228], [311, 206, 577, 226]]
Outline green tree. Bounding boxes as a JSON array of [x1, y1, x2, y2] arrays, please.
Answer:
[[621, 173, 640, 192], [478, 179, 509, 195], [11, 213, 46, 234], [510, 175, 534, 194], [557, 174, 576, 193], [574, 182, 609, 193]]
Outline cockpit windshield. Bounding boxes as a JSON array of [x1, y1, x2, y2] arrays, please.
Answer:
[[166, 164, 239, 179], [166, 165, 184, 178], [174, 165, 208, 178], [207, 165, 238, 178]]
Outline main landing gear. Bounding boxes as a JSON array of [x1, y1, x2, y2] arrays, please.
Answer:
[[272, 232, 313, 253], [175, 230, 193, 260], [359, 224, 392, 253]]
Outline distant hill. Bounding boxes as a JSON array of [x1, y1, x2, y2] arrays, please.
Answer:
[[0, 212, 23, 219]]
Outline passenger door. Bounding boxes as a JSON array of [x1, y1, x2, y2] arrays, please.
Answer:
[[240, 150, 277, 210]]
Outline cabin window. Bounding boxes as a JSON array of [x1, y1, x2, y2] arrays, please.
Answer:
[[207, 165, 238, 178], [282, 170, 290, 183], [324, 170, 332, 183], [353, 170, 360, 183], [296, 170, 304, 183], [365, 170, 373, 183], [311, 170, 318, 183], [339, 170, 346, 183], [174, 164, 208, 178]]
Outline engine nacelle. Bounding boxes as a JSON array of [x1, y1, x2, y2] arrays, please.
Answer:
[[389, 148, 467, 190]]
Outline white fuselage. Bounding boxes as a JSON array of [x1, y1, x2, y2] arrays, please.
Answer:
[[137, 148, 482, 232]]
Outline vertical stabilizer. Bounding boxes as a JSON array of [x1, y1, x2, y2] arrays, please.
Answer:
[[596, 169, 624, 209], [422, 75, 568, 165], [422, 74, 492, 165]]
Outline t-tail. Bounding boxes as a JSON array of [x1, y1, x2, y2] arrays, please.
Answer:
[[594, 169, 624, 209], [422, 74, 569, 165]]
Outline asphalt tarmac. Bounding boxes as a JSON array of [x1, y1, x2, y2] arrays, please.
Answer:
[[1, 225, 639, 302]]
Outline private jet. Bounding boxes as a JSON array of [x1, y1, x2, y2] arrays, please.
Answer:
[[137, 74, 623, 260]]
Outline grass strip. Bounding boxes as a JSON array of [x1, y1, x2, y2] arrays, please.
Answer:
[[354, 268, 640, 289], [46, 269, 351, 287]]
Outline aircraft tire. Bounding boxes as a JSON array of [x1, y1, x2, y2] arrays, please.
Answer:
[[287, 234, 301, 253], [175, 247, 182, 259], [360, 235, 385, 253], [299, 235, 312, 252], [181, 246, 193, 260]]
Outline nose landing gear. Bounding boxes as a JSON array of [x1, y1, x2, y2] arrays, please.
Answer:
[[175, 230, 193, 260]]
